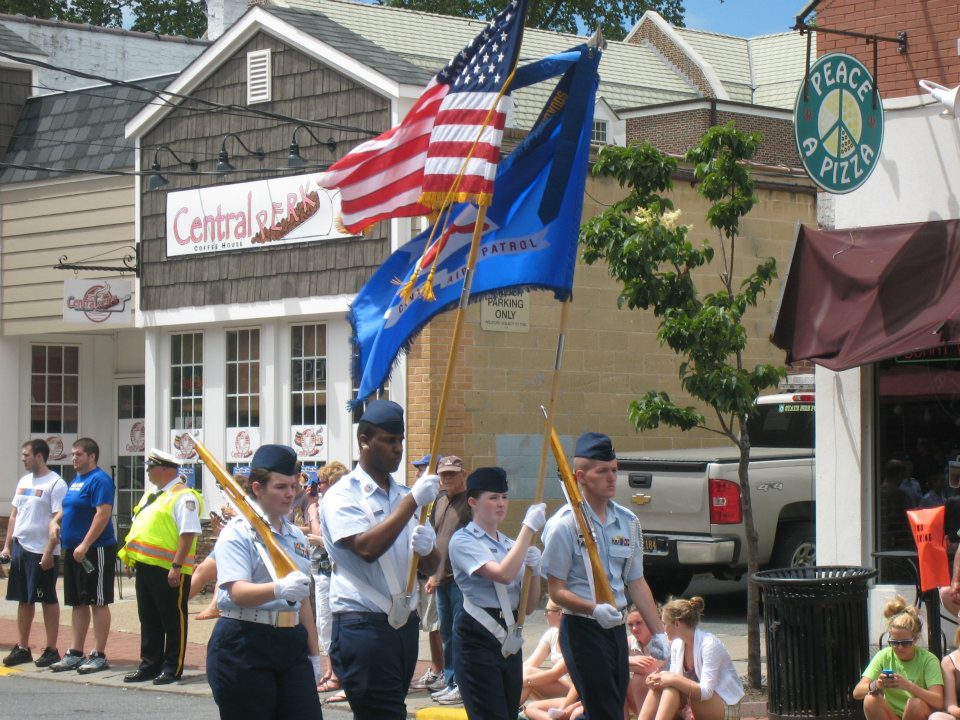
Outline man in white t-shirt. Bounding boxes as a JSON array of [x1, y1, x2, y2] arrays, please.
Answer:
[[1, 439, 67, 667]]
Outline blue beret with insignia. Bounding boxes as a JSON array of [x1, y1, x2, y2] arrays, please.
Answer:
[[360, 400, 405, 435], [251, 444, 298, 476], [467, 466, 508, 494], [574, 432, 615, 461]]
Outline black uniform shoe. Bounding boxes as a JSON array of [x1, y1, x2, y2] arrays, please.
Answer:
[[152, 672, 181, 685], [124, 668, 160, 683]]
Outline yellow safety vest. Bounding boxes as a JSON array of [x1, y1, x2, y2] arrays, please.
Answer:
[[118, 484, 203, 574]]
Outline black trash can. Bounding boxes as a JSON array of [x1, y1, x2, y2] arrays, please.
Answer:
[[753, 566, 877, 720]]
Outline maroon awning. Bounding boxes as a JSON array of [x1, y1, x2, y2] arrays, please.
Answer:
[[772, 219, 960, 371]]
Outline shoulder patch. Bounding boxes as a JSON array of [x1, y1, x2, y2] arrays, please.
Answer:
[[185, 500, 197, 512]]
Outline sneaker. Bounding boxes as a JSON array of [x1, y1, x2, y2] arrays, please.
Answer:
[[34, 647, 61, 668], [412, 668, 444, 690], [2, 645, 32, 667], [50, 650, 85, 672], [436, 686, 462, 706], [76, 651, 109, 675], [431, 685, 455, 700]]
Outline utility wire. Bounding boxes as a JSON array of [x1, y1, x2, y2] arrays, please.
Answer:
[[0, 75, 377, 139], [0, 160, 330, 178], [0, 49, 381, 137]]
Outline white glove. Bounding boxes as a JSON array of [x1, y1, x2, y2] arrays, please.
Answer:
[[524, 546, 542, 570], [274, 570, 311, 602], [309, 655, 322, 683], [411, 473, 440, 507], [648, 632, 671, 661], [591, 603, 624, 629], [522, 503, 547, 532], [411, 523, 437, 556]]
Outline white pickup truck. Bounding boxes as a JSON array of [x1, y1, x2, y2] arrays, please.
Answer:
[[615, 385, 816, 599]]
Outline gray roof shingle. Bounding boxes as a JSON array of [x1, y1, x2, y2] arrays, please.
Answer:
[[0, 74, 175, 183], [0, 20, 44, 55]]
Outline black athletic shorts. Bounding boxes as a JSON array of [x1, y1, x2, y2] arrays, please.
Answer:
[[5, 538, 59, 604], [62, 544, 116, 606]]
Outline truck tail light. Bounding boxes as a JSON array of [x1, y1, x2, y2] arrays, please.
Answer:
[[709, 478, 742, 524], [791, 394, 815, 402]]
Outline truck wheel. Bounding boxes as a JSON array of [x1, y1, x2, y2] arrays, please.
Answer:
[[645, 572, 693, 601], [769, 522, 816, 569]]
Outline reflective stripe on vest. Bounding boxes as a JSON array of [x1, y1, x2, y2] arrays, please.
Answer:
[[118, 484, 203, 574]]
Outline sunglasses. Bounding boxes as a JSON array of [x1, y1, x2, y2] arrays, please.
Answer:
[[888, 639, 915, 648]]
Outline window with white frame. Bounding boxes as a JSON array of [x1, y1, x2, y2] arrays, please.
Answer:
[[30, 344, 79, 481], [591, 119, 608, 145], [226, 329, 260, 470], [291, 324, 327, 426], [170, 333, 203, 431], [115, 384, 145, 536]]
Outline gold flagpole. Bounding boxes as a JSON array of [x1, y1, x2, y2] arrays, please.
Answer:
[[514, 299, 571, 620], [405, 205, 490, 593]]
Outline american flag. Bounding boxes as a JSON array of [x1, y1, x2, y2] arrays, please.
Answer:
[[316, 0, 527, 235]]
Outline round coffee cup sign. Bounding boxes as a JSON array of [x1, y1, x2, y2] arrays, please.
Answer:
[[794, 53, 883, 194]]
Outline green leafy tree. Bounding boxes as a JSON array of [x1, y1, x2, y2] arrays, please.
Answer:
[[579, 123, 783, 689], [382, 0, 684, 41], [0, 0, 207, 38]]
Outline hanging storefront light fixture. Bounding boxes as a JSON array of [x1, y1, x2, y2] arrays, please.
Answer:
[[217, 133, 265, 174], [287, 125, 337, 168], [147, 144, 198, 191]]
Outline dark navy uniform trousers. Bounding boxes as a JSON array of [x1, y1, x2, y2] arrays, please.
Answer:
[[560, 613, 629, 720], [206, 617, 322, 720], [454, 610, 523, 720], [330, 611, 419, 720]]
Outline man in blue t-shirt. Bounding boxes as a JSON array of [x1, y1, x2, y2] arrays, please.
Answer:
[[49, 437, 116, 675]]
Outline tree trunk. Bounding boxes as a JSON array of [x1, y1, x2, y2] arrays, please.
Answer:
[[737, 433, 763, 689]]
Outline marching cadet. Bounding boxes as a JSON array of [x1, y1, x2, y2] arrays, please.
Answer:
[[448, 467, 546, 720], [118, 449, 202, 684], [205, 444, 322, 720], [541, 432, 670, 720], [320, 400, 441, 720]]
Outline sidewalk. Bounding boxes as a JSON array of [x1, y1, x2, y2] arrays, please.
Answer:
[[0, 574, 767, 718]]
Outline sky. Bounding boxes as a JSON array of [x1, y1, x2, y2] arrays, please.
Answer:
[[681, 0, 806, 37]]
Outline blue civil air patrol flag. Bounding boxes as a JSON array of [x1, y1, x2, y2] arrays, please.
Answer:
[[349, 44, 602, 405]]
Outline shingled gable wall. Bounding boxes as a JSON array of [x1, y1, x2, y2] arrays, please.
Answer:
[[139, 32, 392, 310]]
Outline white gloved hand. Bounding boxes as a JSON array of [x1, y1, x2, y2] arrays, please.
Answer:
[[521, 503, 547, 533], [524, 546, 542, 570], [309, 655, 322, 683], [411, 523, 437, 556], [591, 603, 624, 629], [648, 632, 671, 661], [274, 570, 311, 602], [411, 473, 440, 507]]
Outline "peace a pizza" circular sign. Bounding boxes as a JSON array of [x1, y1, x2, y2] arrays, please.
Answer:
[[794, 53, 884, 194]]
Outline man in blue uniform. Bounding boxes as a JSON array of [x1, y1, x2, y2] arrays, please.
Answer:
[[541, 432, 670, 720], [321, 400, 441, 720]]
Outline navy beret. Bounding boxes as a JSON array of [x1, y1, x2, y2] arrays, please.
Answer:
[[251, 444, 298, 476], [360, 400, 405, 435], [467, 466, 508, 494], [411, 454, 432, 468], [574, 432, 615, 461]]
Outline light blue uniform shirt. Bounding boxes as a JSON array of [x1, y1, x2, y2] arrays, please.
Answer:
[[540, 501, 642, 610], [214, 515, 313, 613], [320, 465, 418, 614], [449, 521, 522, 609]]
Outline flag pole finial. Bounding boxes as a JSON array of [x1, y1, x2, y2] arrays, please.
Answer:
[[587, 27, 607, 51]]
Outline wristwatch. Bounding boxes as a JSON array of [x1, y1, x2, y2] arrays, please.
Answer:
[[171, 563, 183, 570]]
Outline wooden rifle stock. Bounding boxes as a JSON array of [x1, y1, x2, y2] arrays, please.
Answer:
[[193, 439, 299, 578], [546, 427, 616, 606]]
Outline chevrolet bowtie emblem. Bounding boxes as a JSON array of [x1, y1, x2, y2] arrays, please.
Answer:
[[632, 494, 651, 506]]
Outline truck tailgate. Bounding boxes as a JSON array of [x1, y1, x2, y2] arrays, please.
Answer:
[[618, 458, 711, 536]]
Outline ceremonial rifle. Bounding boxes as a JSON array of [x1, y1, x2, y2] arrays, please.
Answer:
[[194, 439, 299, 578], [546, 421, 615, 606]]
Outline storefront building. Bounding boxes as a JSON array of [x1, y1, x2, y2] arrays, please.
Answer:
[[773, 0, 960, 633]]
